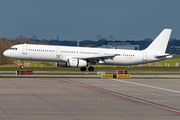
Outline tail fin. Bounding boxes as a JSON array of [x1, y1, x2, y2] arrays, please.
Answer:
[[144, 29, 172, 53]]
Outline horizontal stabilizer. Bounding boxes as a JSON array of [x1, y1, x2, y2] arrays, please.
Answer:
[[154, 54, 173, 59]]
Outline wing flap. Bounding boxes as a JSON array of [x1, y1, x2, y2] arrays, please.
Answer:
[[72, 54, 117, 63]]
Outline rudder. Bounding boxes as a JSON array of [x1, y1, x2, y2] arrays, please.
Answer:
[[144, 29, 172, 53]]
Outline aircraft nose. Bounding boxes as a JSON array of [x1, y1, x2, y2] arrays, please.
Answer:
[[3, 50, 8, 57]]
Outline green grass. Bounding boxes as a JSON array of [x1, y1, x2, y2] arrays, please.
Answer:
[[0, 67, 79, 71], [94, 66, 180, 71], [13, 61, 56, 67], [144, 55, 180, 67]]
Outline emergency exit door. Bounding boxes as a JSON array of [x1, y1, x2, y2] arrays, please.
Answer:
[[142, 52, 147, 61], [56, 47, 61, 58], [22, 45, 27, 54]]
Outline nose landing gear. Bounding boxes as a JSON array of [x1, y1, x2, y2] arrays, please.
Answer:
[[20, 60, 24, 69]]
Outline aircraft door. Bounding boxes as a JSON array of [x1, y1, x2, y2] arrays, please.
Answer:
[[56, 47, 61, 58], [142, 52, 147, 61], [22, 45, 27, 54]]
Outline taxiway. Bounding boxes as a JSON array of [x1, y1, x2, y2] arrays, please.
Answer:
[[0, 78, 180, 120]]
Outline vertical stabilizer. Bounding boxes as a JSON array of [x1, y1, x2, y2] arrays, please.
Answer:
[[144, 29, 172, 53]]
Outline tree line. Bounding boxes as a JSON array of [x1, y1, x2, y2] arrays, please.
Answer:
[[0, 37, 48, 65]]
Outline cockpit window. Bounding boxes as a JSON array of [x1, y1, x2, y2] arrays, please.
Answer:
[[9, 47, 17, 50]]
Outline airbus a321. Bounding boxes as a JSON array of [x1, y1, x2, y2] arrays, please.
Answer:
[[3, 29, 173, 71]]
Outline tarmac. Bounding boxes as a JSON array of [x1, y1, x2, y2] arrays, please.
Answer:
[[0, 78, 180, 120], [1, 74, 180, 79]]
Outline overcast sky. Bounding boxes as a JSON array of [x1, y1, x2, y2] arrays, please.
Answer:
[[0, 0, 179, 40]]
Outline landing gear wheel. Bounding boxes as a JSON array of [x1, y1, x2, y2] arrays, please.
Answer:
[[20, 65, 24, 69], [88, 66, 94, 71], [80, 67, 86, 71]]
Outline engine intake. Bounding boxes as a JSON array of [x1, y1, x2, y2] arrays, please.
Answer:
[[68, 59, 87, 67]]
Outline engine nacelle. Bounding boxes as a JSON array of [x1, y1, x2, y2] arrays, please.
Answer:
[[56, 62, 67, 67], [68, 59, 87, 67]]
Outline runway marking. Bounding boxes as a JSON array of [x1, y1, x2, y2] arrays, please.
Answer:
[[127, 87, 180, 101], [128, 93, 140, 95], [81, 79, 180, 101], [61, 78, 180, 114], [108, 88, 120, 90], [155, 100, 167, 102], [92, 84, 102, 86], [111, 79, 180, 94]]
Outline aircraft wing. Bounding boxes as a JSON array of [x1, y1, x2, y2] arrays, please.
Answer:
[[72, 54, 118, 64]]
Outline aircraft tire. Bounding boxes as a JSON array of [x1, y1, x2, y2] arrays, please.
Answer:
[[88, 67, 94, 71], [80, 67, 86, 71], [20, 66, 24, 69]]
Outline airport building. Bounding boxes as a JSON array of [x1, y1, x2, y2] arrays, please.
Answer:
[[100, 42, 139, 50], [169, 46, 180, 54]]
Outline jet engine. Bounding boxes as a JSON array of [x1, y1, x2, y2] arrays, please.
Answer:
[[56, 62, 67, 67], [68, 59, 87, 67]]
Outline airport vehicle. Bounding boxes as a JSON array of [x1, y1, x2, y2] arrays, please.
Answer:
[[3, 29, 173, 71]]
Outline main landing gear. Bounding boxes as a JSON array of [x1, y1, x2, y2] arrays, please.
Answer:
[[80, 66, 94, 71], [80, 67, 86, 71], [20, 60, 24, 69], [88, 66, 94, 71]]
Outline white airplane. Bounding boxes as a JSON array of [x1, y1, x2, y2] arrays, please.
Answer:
[[3, 29, 173, 71]]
